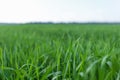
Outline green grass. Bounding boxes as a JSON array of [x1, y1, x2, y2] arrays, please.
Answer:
[[0, 23, 120, 80]]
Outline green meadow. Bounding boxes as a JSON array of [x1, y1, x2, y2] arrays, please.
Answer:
[[0, 24, 120, 80]]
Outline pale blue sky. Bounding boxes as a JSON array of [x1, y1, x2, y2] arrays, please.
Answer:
[[0, 0, 120, 23]]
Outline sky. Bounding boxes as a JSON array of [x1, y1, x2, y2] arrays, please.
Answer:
[[0, 0, 120, 23]]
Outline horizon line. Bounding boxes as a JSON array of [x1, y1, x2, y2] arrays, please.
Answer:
[[1, 21, 120, 24]]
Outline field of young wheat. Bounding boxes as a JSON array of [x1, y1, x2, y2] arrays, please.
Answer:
[[0, 24, 120, 80]]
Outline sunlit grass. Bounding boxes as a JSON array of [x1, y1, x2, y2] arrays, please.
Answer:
[[0, 24, 120, 80]]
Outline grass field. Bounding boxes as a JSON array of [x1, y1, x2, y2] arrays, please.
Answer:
[[0, 23, 120, 80]]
